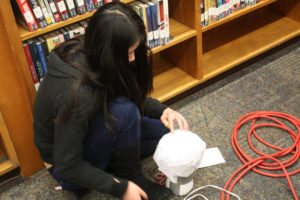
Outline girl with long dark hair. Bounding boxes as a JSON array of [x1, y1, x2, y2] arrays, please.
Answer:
[[33, 2, 189, 200]]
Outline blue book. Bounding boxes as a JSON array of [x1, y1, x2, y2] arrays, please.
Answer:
[[28, 39, 45, 81], [35, 38, 48, 74], [139, 1, 154, 49], [148, 1, 160, 47]]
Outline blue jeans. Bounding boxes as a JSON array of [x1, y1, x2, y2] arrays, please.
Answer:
[[49, 97, 169, 190]]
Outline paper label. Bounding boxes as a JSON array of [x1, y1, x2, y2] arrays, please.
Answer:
[[41, 7, 49, 18], [77, 0, 85, 6], [33, 7, 43, 19], [66, 0, 75, 9], [57, 1, 67, 12], [23, 11, 34, 23], [49, 2, 57, 12]]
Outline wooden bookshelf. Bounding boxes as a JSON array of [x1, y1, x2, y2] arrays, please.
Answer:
[[202, 0, 278, 32], [0, 0, 300, 179], [202, 4, 300, 79]]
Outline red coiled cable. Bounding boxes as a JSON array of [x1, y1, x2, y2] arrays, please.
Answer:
[[222, 111, 300, 200]]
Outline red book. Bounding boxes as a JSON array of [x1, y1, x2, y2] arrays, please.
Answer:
[[16, 0, 39, 31], [22, 41, 39, 84]]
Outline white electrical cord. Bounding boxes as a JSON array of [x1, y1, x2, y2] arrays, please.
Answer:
[[183, 185, 241, 200]]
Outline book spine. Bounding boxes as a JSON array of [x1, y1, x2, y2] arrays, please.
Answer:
[[39, 37, 50, 61], [28, 0, 48, 28], [85, 0, 95, 12], [48, 0, 62, 22], [43, 0, 56, 24], [55, 0, 69, 21], [22, 41, 39, 85], [35, 39, 48, 74], [28, 39, 45, 81], [150, 2, 160, 47], [16, 0, 39, 31], [74, 0, 87, 14], [37, 0, 52, 24], [64, 0, 77, 17], [162, 0, 169, 42], [93, 0, 102, 9]]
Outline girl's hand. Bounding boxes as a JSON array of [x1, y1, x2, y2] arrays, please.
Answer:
[[161, 107, 189, 133], [123, 181, 148, 200]]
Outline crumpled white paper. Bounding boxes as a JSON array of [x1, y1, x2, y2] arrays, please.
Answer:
[[153, 130, 206, 183]]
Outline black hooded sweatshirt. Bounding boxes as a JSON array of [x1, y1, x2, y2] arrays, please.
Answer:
[[33, 52, 167, 198]]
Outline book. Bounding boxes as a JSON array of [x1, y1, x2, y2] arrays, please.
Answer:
[[27, 39, 45, 81], [64, 0, 77, 17], [43, 32, 55, 52], [35, 38, 48, 74], [55, 0, 69, 21], [84, 0, 95, 12], [74, 0, 86, 14], [138, 1, 154, 48], [28, 0, 48, 28], [93, 0, 103, 9], [39, 37, 50, 61], [43, 0, 56, 24], [162, 0, 169, 43], [151, 0, 165, 45], [47, 0, 62, 22], [37, 0, 52, 24], [22, 41, 40, 90], [144, 0, 160, 47], [15, 0, 39, 31], [133, 1, 148, 31]]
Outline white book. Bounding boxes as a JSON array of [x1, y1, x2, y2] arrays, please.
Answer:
[[162, 0, 169, 43], [43, 0, 55, 24]]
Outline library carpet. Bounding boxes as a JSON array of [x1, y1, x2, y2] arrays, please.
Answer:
[[1, 38, 300, 200]]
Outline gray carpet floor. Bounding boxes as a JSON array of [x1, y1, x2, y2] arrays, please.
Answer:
[[1, 38, 299, 200]]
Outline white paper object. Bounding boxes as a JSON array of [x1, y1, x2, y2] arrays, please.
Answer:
[[153, 130, 206, 182]]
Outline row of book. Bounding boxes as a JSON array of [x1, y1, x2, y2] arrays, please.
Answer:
[[15, 0, 114, 32], [201, 0, 264, 27], [22, 0, 171, 90], [22, 20, 88, 90], [129, 0, 170, 49]]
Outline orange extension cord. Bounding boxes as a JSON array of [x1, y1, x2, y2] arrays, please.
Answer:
[[222, 111, 300, 200]]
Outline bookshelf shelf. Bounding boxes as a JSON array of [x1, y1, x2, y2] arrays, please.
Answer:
[[202, 0, 278, 32], [151, 56, 200, 102], [0, 160, 17, 176], [152, 19, 197, 54], [202, 10, 300, 79]]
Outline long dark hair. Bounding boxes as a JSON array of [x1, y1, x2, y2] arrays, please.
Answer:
[[54, 2, 153, 134]]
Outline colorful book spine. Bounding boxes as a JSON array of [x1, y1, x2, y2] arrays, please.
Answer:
[[16, 0, 39, 31], [74, 0, 86, 14], [162, 0, 169, 42], [48, 0, 62, 22], [28, 39, 45, 81], [55, 0, 69, 21], [43, 0, 56, 24], [35, 38, 48, 74], [22, 41, 39, 88], [64, 0, 77, 17], [28, 0, 48, 28], [139, 1, 154, 49], [148, 1, 160, 47], [37, 0, 52, 25], [85, 0, 95, 12], [93, 0, 103, 9]]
